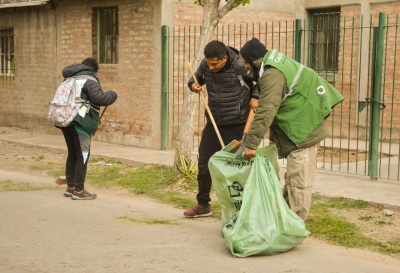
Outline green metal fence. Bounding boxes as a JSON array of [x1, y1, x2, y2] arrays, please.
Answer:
[[162, 12, 400, 181]]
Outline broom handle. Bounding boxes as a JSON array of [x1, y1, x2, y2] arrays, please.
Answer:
[[186, 60, 225, 148], [243, 108, 255, 134], [100, 106, 108, 120]]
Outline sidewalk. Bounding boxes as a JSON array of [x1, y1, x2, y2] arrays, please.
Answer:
[[1, 126, 399, 211]]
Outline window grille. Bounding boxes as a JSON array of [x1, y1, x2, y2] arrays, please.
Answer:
[[0, 28, 15, 78], [309, 9, 341, 72], [99, 7, 118, 64]]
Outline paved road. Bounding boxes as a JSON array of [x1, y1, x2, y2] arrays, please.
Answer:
[[1, 170, 400, 273]]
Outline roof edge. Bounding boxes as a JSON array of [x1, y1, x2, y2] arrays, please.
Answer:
[[0, 0, 50, 9]]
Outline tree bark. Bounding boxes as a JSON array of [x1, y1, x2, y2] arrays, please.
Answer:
[[174, 0, 240, 164]]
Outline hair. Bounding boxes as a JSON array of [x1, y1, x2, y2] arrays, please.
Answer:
[[204, 40, 227, 60], [82, 58, 99, 73]]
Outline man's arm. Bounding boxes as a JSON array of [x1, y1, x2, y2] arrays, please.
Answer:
[[235, 57, 259, 111], [187, 59, 207, 92], [244, 68, 286, 159], [236, 57, 257, 84]]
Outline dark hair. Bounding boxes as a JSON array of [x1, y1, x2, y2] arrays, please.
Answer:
[[82, 58, 99, 73], [204, 40, 227, 60]]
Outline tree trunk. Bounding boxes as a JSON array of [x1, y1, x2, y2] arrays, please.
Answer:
[[174, 0, 221, 164]]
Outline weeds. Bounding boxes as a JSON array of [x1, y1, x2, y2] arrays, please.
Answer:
[[307, 195, 400, 257], [175, 148, 198, 187], [359, 216, 373, 221], [117, 216, 180, 225], [32, 155, 44, 161], [0, 180, 54, 192]]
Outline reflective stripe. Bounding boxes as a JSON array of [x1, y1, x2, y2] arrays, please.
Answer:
[[282, 64, 304, 102], [259, 61, 265, 77]]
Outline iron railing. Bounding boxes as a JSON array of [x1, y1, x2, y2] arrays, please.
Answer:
[[0, 27, 15, 79], [162, 12, 400, 181]]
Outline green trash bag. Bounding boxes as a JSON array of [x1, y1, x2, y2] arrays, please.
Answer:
[[209, 144, 310, 257]]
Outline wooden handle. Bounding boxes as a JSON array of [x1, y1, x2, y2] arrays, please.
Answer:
[[244, 108, 255, 134], [186, 60, 225, 148], [100, 106, 108, 120]]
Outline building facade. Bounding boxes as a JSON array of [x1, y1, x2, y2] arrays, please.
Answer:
[[0, 0, 399, 150]]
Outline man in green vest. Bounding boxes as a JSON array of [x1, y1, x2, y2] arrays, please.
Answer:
[[239, 38, 344, 220]]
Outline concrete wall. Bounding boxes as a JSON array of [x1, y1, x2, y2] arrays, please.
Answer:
[[0, 5, 58, 134]]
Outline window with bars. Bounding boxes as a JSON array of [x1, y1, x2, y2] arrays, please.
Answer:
[[99, 7, 118, 64], [0, 28, 15, 78], [309, 8, 341, 72]]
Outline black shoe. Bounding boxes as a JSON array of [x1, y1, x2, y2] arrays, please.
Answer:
[[71, 189, 97, 200], [63, 187, 75, 197]]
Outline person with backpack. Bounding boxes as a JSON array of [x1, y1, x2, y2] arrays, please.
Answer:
[[50, 58, 117, 200], [184, 40, 258, 217], [240, 38, 344, 220]]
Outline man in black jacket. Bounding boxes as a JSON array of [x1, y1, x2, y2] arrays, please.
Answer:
[[184, 40, 258, 217], [59, 58, 117, 200]]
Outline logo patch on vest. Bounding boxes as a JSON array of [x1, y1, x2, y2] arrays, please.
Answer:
[[316, 85, 328, 102]]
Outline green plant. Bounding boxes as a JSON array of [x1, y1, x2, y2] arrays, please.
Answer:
[[34, 155, 44, 161], [375, 220, 392, 225], [175, 148, 198, 186], [359, 215, 373, 221]]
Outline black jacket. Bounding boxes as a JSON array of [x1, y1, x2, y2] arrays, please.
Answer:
[[62, 64, 117, 107], [188, 46, 257, 126], [62, 64, 117, 135]]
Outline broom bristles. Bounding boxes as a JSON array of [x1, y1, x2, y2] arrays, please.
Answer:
[[222, 140, 242, 153]]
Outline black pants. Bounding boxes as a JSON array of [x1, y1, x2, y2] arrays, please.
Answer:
[[197, 122, 245, 206], [60, 126, 91, 191]]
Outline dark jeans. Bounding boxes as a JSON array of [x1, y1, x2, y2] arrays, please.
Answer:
[[197, 122, 245, 207], [60, 126, 91, 191]]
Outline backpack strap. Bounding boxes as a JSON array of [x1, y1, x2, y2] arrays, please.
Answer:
[[75, 75, 98, 83], [73, 75, 100, 114], [232, 56, 250, 91]]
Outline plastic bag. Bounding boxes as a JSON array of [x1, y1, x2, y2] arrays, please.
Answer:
[[209, 145, 310, 257]]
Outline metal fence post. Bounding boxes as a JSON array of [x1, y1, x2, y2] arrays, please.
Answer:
[[161, 25, 168, 150], [295, 19, 302, 62], [369, 13, 386, 180]]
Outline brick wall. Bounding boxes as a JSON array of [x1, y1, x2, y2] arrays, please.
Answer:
[[325, 5, 361, 139], [169, 2, 400, 146], [326, 3, 400, 140], [59, 0, 157, 147], [370, 3, 400, 140], [169, 2, 296, 147]]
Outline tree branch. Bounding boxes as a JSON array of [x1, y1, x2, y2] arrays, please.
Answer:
[[218, 0, 239, 19]]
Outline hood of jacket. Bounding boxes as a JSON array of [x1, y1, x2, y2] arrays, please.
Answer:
[[62, 64, 94, 78]]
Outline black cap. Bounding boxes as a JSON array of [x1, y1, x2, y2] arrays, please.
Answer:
[[240, 38, 268, 69]]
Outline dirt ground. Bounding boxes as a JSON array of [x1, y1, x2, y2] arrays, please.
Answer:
[[317, 147, 389, 165], [0, 139, 398, 253], [2, 139, 400, 272]]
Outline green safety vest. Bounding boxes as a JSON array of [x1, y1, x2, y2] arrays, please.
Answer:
[[259, 50, 344, 146]]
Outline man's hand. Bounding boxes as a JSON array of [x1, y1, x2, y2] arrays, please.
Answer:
[[244, 147, 256, 161], [191, 83, 202, 94], [249, 98, 259, 113]]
